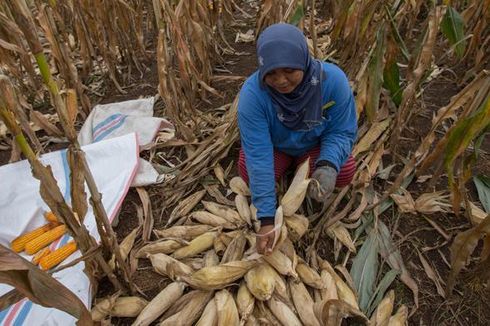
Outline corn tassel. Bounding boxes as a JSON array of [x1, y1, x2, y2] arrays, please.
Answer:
[[25, 224, 66, 255], [10, 223, 55, 253], [40, 241, 77, 270]]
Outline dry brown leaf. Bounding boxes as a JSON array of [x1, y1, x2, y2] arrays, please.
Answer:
[[136, 187, 153, 242], [417, 251, 445, 298], [390, 188, 416, 214]]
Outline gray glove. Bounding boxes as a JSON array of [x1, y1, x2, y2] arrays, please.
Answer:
[[309, 165, 338, 202]]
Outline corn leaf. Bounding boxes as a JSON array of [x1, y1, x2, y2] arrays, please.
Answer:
[[377, 221, 419, 307], [350, 229, 378, 313], [440, 6, 466, 58], [448, 213, 490, 293], [473, 175, 490, 213], [289, 4, 304, 26], [366, 269, 399, 316], [0, 245, 92, 325]]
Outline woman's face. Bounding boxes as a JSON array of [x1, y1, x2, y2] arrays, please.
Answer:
[[264, 68, 304, 94]]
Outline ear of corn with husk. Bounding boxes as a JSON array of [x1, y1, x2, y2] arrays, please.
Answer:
[[268, 297, 302, 326], [230, 177, 250, 196], [160, 290, 212, 326], [154, 225, 212, 240], [204, 249, 220, 267], [215, 289, 240, 326], [296, 262, 325, 289], [237, 281, 255, 323], [281, 159, 311, 216], [172, 231, 218, 259], [235, 194, 252, 226], [245, 263, 276, 301], [289, 279, 321, 326], [262, 249, 298, 278], [132, 282, 186, 326], [195, 297, 218, 326], [183, 260, 257, 290], [285, 213, 309, 241], [388, 304, 408, 326], [136, 239, 186, 258], [92, 295, 148, 321], [202, 201, 244, 227], [149, 253, 193, 280], [191, 211, 237, 229], [221, 231, 247, 263], [370, 290, 395, 326], [167, 189, 207, 226]]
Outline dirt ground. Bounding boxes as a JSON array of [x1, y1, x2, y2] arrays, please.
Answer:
[[1, 1, 489, 325]]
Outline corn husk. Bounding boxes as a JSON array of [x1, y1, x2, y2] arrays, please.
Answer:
[[271, 206, 284, 250], [319, 269, 338, 301], [236, 281, 255, 322], [149, 253, 193, 280], [262, 249, 298, 278], [320, 260, 359, 310], [297, 262, 325, 289], [245, 263, 276, 301], [285, 213, 309, 241], [154, 225, 211, 240], [136, 239, 185, 258], [167, 189, 207, 226], [195, 298, 218, 326], [388, 304, 408, 326], [202, 201, 244, 226], [327, 224, 356, 253], [281, 159, 310, 216], [132, 282, 186, 326], [235, 194, 252, 225], [268, 297, 302, 326], [214, 164, 226, 187], [215, 289, 240, 326], [181, 257, 204, 270], [204, 249, 220, 267], [110, 227, 139, 269], [92, 295, 148, 321], [214, 235, 227, 254], [160, 291, 212, 326], [289, 279, 321, 326], [255, 301, 282, 326], [191, 211, 236, 229], [370, 290, 395, 326], [172, 231, 218, 259], [280, 238, 299, 272], [221, 231, 247, 263], [268, 266, 291, 305], [244, 315, 259, 326], [249, 204, 260, 232], [183, 260, 257, 290], [230, 177, 251, 196], [314, 299, 367, 326]]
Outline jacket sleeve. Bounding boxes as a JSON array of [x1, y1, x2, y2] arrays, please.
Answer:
[[237, 86, 277, 219], [318, 67, 357, 171]]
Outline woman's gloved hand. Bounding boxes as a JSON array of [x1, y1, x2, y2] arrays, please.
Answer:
[[309, 165, 338, 202]]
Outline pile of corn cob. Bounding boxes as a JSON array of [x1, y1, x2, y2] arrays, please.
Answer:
[[92, 160, 409, 325], [10, 212, 77, 270]]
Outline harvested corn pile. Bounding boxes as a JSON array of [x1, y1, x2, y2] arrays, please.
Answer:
[[94, 161, 407, 325]]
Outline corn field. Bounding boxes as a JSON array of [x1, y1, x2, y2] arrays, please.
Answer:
[[0, 0, 489, 325]]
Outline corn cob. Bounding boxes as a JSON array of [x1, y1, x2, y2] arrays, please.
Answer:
[[24, 224, 66, 255], [44, 211, 59, 223], [31, 247, 51, 265], [39, 241, 77, 270], [10, 223, 55, 253]]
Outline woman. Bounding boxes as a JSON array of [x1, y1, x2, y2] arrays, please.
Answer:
[[237, 23, 357, 254]]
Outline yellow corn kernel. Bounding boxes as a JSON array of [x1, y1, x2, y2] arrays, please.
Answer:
[[25, 225, 66, 255], [10, 223, 55, 253], [40, 241, 77, 270], [44, 211, 59, 223], [31, 247, 51, 265]]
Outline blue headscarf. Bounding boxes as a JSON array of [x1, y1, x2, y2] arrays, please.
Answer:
[[257, 23, 324, 131]]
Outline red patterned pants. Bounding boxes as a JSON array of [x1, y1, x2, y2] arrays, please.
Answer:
[[238, 146, 356, 188]]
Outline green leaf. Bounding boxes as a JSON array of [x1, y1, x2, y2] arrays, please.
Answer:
[[383, 60, 402, 106], [289, 4, 304, 26], [367, 269, 399, 316], [440, 6, 466, 58], [473, 175, 490, 213], [350, 229, 379, 313]]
